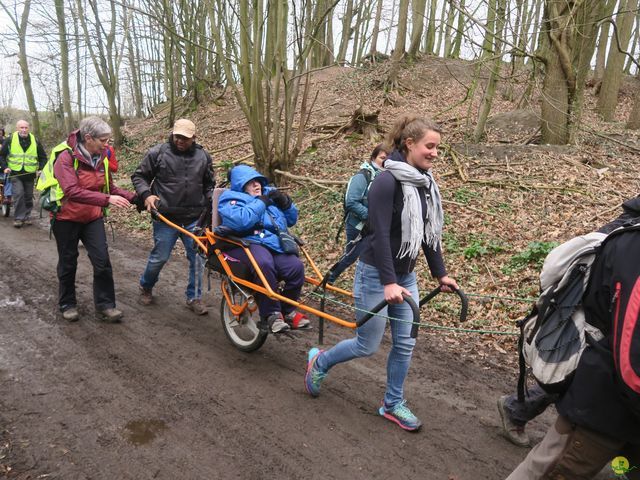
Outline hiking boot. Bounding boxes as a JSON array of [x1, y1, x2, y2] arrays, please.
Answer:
[[62, 307, 79, 322], [284, 310, 311, 329], [497, 395, 529, 447], [13, 219, 23, 228], [186, 298, 208, 315], [304, 347, 326, 397], [266, 312, 289, 333], [22, 218, 32, 226], [97, 308, 123, 323], [139, 286, 153, 306], [378, 400, 422, 431]]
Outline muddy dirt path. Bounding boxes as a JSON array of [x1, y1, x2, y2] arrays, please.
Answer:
[[0, 216, 556, 479]]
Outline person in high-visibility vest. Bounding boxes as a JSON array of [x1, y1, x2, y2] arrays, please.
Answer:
[[0, 120, 48, 227]]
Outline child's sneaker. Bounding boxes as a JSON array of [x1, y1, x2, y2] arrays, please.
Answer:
[[304, 347, 326, 397], [285, 311, 311, 329], [378, 400, 422, 431], [267, 312, 290, 333]]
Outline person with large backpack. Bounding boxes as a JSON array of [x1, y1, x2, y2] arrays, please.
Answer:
[[43, 117, 137, 323], [328, 144, 389, 284], [497, 196, 640, 448], [506, 223, 640, 478], [305, 115, 459, 431]]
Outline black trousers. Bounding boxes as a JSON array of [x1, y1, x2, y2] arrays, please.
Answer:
[[52, 217, 116, 311]]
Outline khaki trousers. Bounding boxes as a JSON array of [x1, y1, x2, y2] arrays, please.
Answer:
[[507, 416, 640, 480]]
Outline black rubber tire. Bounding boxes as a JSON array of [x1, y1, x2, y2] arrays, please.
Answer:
[[219, 280, 267, 352]]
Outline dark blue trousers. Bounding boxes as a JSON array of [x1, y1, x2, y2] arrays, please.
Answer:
[[329, 222, 365, 283], [226, 243, 304, 319]]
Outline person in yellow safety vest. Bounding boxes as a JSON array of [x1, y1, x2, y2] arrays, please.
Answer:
[[0, 120, 47, 228]]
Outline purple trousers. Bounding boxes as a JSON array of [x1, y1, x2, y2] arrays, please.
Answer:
[[226, 244, 304, 319]]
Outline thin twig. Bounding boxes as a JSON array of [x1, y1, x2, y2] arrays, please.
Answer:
[[442, 199, 500, 217]]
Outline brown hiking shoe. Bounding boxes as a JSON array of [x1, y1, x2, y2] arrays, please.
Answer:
[[186, 298, 208, 315], [139, 286, 153, 306], [497, 395, 530, 447], [62, 307, 80, 322], [97, 308, 123, 323]]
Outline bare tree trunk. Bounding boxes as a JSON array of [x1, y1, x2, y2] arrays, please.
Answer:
[[368, 0, 384, 55], [1, 0, 41, 137], [473, 0, 506, 142], [407, 0, 427, 58], [442, 0, 456, 57], [336, 0, 354, 63], [54, 0, 73, 131], [593, 0, 618, 80], [434, 0, 448, 56], [540, 0, 600, 144], [386, 0, 410, 89], [424, 0, 438, 54], [76, 0, 127, 145], [527, 0, 544, 61], [627, 77, 640, 129], [597, 0, 638, 121], [625, 15, 639, 73], [450, 0, 465, 58], [72, 12, 83, 119]]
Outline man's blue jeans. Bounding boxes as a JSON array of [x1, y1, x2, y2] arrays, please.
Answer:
[[317, 261, 418, 408], [140, 219, 204, 300]]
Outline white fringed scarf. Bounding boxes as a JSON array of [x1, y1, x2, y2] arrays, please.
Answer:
[[384, 159, 444, 259]]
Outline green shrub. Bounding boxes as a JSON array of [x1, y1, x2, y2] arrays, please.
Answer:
[[507, 241, 559, 271]]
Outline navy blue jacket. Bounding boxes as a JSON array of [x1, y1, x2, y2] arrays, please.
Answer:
[[359, 150, 447, 285]]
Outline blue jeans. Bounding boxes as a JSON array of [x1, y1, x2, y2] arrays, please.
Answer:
[[328, 222, 365, 283], [140, 219, 204, 300], [317, 261, 419, 408]]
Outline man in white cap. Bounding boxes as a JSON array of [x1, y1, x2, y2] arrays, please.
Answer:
[[132, 119, 215, 315]]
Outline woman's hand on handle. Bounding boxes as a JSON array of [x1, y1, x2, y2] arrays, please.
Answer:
[[437, 275, 459, 293], [108, 195, 131, 208], [384, 283, 411, 304]]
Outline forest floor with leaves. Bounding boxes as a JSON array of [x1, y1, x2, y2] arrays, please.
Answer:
[[2, 56, 637, 479]]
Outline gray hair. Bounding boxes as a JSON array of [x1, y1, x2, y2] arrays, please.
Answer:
[[79, 116, 112, 139]]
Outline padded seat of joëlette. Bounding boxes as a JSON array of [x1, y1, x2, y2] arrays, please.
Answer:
[[207, 188, 252, 280]]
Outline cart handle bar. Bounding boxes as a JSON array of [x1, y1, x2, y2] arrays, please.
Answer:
[[356, 294, 421, 338], [356, 287, 468, 339]]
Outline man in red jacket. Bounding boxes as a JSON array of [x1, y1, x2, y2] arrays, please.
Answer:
[[52, 116, 136, 323]]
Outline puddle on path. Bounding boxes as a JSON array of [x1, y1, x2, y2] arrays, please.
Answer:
[[123, 419, 167, 446]]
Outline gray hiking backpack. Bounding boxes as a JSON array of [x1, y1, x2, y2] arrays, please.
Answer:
[[517, 232, 606, 399]]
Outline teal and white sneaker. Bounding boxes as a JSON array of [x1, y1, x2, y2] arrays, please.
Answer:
[[378, 400, 422, 431], [304, 347, 326, 397]]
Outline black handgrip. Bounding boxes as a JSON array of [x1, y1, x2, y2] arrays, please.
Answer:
[[418, 285, 469, 323], [356, 294, 421, 339]]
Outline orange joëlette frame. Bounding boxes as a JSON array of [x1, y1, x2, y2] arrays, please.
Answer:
[[153, 211, 358, 329]]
